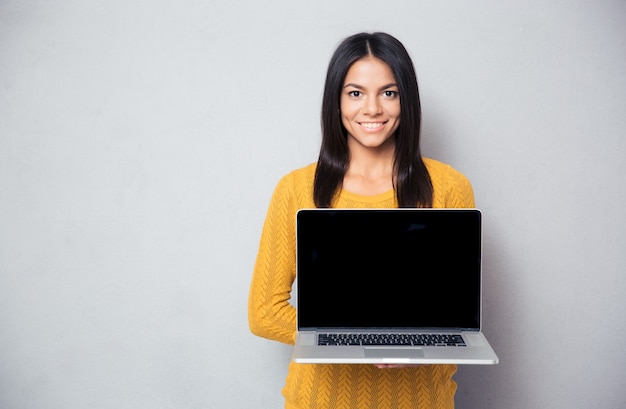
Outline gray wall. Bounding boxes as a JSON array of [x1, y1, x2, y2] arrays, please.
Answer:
[[1, 1, 625, 408]]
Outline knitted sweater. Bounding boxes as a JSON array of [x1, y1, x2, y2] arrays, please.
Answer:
[[249, 158, 475, 409]]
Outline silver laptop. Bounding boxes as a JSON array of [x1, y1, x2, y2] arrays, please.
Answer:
[[292, 208, 499, 365]]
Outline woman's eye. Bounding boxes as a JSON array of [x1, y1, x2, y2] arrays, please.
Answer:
[[348, 90, 362, 98], [383, 90, 398, 98]]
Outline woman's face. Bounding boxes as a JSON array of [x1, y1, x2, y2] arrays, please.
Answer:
[[340, 57, 401, 151]]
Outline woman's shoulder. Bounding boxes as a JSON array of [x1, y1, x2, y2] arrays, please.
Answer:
[[270, 162, 317, 208], [423, 157, 469, 182], [423, 157, 458, 173], [277, 162, 317, 188], [283, 162, 317, 178], [423, 157, 475, 208]]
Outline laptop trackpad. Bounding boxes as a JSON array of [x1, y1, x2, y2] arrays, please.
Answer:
[[364, 348, 424, 359]]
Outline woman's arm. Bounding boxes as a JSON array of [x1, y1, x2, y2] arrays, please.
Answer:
[[248, 177, 298, 345]]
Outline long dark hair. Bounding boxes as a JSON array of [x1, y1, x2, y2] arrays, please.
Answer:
[[313, 32, 433, 208]]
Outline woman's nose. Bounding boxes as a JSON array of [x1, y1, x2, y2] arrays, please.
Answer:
[[364, 97, 382, 115]]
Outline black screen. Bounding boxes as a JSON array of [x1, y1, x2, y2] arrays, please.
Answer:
[[296, 209, 481, 330]]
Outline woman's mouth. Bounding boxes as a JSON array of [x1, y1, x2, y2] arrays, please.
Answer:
[[359, 121, 386, 130]]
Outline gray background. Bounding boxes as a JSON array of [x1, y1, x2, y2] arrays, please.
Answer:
[[1, 1, 625, 408]]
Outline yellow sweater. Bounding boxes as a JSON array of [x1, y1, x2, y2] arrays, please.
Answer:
[[249, 158, 476, 409]]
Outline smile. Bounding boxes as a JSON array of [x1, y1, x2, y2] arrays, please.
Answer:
[[359, 122, 386, 129]]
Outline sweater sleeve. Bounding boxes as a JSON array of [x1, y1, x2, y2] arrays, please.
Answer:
[[248, 175, 298, 345]]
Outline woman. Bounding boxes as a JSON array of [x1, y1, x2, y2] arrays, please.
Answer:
[[249, 32, 474, 409]]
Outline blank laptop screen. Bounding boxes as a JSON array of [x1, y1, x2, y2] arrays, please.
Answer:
[[296, 209, 481, 331]]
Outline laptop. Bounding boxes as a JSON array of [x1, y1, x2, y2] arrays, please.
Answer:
[[292, 208, 499, 365]]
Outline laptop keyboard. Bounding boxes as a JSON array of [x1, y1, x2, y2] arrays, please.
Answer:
[[318, 333, 466, 347]]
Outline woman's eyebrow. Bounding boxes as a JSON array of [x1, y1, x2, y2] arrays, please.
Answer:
[[342, 82, 398, 90]]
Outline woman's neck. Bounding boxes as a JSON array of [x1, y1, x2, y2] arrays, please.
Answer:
[[343, 143, 395, 196]]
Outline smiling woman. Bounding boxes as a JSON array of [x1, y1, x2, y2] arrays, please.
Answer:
[[248, 32, 475, 409]]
